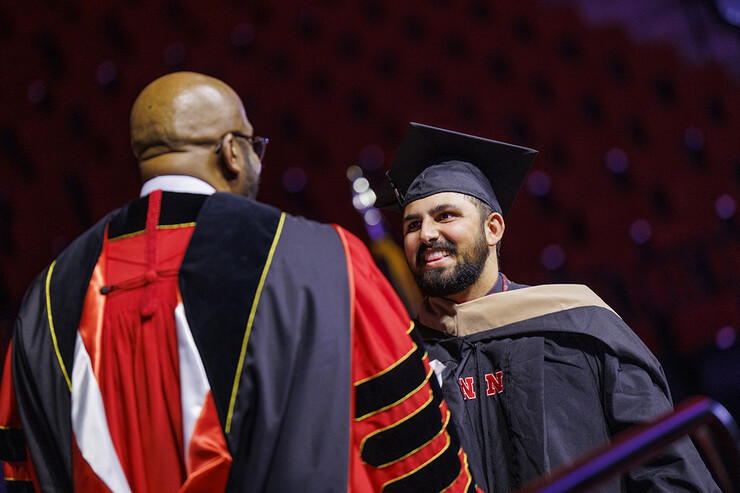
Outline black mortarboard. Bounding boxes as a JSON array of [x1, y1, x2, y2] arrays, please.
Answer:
[[375, 122, 537, 217]]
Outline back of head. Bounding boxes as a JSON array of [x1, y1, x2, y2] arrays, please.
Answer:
[[130, 71, 248, 166]]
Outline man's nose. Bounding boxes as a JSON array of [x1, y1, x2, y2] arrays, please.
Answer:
[[419, 219, 439, 244]]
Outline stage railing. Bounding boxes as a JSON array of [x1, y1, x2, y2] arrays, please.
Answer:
[[515, 396, 740, 493]]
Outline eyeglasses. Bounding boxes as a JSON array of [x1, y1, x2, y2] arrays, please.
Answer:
[[214, 131, 269, 160]]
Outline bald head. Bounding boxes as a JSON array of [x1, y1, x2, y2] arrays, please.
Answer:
[[131, 71, 249, 160], [129, 72, 260, 196]]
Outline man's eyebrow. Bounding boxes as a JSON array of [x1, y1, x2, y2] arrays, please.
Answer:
[[403, 212, 421, 223], [403, 203, 459, 223], [429, 203, 457, 215]]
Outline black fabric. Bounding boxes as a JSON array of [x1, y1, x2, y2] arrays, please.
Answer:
[[384, 438, 466, 493], [108, 194, 147, 239], [11, 191, 357, 492], [376, 122, 537, 216], [355, 342, 427, 419], [0, 427, 26, 462], [362, 380, 444, 467], [108, 192, 207, 239], [45, 216, 110, 379], [158, 192, 208, 227], [221, 206, 353, 492], [405, 160, 504, 214], [419, 301, 720, 493], [6, 480, 36, 493], [12, 212, 111, 491], [178, 193, 282, 429]]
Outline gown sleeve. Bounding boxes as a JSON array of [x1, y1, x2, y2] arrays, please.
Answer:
[[334, 225, 481, 493], [602, 348, 721, 491], [0, 342, 39, 492]]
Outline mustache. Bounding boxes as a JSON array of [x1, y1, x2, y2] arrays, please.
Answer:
[[416, 239, 457, 265]]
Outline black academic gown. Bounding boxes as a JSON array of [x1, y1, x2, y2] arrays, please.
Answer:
[[417, 282, 720, 492], [9, 192, 474, 492]]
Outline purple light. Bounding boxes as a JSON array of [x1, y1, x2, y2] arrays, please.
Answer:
[[683, 126, 704, 152], [629, 218, 652, 245], [28, 79, 47, 105], [282, 166, 308, 193], [231, 23, 255, 48], [364, 209, 381, 226], [363, 208, 386, 241], [95, 60, 118, 86], [526, 170, 552, 197], [358, 145, 385, 171], [715, 194, 736, 219], [540, 244, 565, 270], [164, 43, 186, 68], [715, 0, 740, 27], [715, 326, 737, 350], [605, 147, 628, 174]]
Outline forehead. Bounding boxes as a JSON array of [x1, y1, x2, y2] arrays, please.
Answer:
[[402, 191, 476, 216]]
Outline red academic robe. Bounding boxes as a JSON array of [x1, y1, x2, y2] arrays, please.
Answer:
[[1, 190, 479, 492]]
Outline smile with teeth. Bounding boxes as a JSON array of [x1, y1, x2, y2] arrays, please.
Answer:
[[422, 248, 452, 265]]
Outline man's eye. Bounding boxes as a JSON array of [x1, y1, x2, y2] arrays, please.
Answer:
[[405, 221, 421, 233], [438, 212, 455, 221]]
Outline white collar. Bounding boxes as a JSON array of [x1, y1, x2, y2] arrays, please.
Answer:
[[139, 175, 217, 197]]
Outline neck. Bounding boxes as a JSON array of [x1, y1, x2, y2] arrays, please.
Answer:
[[139, 151, 227, 192]]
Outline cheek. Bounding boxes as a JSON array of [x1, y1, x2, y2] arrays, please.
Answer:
[[435, 227, 459, 245], [403, 236, 418, 263], [445, 222, 477, 244], [246, 156, 261, 175]]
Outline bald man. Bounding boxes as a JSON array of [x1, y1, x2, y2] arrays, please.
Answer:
[[130, 71, 262, 198], [0, 73, 477, 492]]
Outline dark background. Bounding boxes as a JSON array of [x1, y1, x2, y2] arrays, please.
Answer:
[[0, 0, 739, 417]]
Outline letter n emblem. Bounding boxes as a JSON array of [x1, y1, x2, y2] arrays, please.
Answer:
[[459, 377, 476, 400], [485, 371, 504, 396]]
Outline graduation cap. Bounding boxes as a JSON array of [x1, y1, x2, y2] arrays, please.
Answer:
[[375, 122, 537, 217]]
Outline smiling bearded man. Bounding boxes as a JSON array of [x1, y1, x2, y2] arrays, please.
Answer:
[[408, 196, 490, 298], [375, 122, 720, 493]]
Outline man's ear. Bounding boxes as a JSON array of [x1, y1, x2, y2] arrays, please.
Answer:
[[485, 213, 505, 247], [219, 133, 241, 179]]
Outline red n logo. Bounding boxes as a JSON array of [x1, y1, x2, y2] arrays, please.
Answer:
[[458, 377, 476, 400], [485, 371, 504, 396]]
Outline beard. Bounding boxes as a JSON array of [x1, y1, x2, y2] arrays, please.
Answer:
[[237, 139, 261, 199], [411, 227, 490, 298], [241, 173, 260, 199]]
